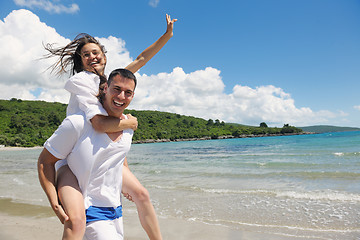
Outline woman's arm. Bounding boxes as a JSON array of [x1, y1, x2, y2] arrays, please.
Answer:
[[66, 73, 138, 133], [91, 114, 137, 133], [125, 14, 177, 74]]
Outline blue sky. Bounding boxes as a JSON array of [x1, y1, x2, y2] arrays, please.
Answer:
[[0, 0, 359, 127]]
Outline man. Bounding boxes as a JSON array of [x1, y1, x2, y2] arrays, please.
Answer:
[[38, 69, 140, 239]]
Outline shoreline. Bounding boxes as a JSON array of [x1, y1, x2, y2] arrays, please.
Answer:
[[133, 132, 314, 144], [0, 132, 314, 149], [0, 146, 43, 151], [0, 211, 309, 240], [0, 197, 312, 240]]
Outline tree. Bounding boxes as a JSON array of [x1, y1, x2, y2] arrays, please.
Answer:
[[260, 122, 268, 128], [207, 119, 214, 126], [281, 124, 302, 134]]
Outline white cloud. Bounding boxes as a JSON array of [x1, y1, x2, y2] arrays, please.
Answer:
[[354, 105, 360, 111], [0, 9, 133, 103], [149, 0, 160, 8], [0, 9, 344, 127], [129, 67, 340, 126], [14, 0, 79, 14], [0, 9, 70, 102]]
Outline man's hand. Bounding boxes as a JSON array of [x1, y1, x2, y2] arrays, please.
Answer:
[[122, 192, 134, 202], [52, 203, 69, 224]]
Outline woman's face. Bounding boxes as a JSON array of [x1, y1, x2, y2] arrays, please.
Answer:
[[80, 43, 106, 75]]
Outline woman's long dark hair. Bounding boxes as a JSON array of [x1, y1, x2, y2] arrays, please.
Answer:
[[43, 33, 107, 76]]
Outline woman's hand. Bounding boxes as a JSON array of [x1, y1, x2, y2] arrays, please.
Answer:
[[165, 14, 178, 37]]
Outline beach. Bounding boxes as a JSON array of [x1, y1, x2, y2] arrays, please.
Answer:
[[0, 210, 309, 240], [0, 132, 359, 239], [0, 148, 297, 240], [0, 194, 303, 240]]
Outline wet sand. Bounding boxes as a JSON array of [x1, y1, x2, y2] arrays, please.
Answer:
[[0, 210, 311, 240], [0, 146, 43, 151], [0, 197, 317, 240]]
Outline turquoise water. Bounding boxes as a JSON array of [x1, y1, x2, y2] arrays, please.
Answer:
[[1, 131, 360, 239]]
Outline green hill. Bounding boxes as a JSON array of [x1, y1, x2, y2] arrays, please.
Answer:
[[299, 125, 360, 134], [0, 99, 303, 147]]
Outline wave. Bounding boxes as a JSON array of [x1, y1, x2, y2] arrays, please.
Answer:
[[187, 217, 360, 234], [148, 184, 360, 202], [273, 190, 360, 202], [208, 189, 360, 202], [333, 152, 360, 157], [149, 168, 360, 180]]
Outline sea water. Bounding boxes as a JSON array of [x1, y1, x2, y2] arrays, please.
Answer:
[[0, 131, 359, 239]]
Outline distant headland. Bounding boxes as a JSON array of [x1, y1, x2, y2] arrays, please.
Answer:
[[1, 98, 357, 147]]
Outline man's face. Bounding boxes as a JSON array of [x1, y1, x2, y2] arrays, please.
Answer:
[[103, 74, 135, 118], [80, 43, 106, 75]]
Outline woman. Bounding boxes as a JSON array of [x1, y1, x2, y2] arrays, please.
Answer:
[[43, 14, 177, 240]]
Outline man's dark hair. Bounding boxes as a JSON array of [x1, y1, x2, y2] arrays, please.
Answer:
[[108, 68, 137, 88], [98, 68, 137, 104]]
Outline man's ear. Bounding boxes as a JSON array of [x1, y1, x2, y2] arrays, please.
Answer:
[[103, 84, 108, 94]]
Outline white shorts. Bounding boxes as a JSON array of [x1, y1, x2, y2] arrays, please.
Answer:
[[84, 217, 124, 240]]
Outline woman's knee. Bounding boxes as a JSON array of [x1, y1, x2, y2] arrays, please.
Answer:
[[134, 186, 150, 203], [66, 212, 86, 233]]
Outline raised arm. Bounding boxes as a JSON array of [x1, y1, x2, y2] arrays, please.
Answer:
[[125, 14, 177, 74]]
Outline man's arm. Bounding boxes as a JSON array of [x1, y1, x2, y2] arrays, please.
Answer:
[[125, 14, 177, 74], [37, 148, 69, 223]]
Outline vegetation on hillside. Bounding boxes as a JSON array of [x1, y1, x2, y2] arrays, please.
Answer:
[[0, 99, 303, 147]]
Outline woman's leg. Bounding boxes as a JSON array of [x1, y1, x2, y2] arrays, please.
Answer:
[[122, 166, 162, 240], [57, 165, 86, 240]]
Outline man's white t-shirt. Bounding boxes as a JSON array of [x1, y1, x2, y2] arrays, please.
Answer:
[[44, 112, 133, 209], [56, 71, 109, 170]]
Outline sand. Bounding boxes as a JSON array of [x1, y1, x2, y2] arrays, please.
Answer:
[[0, 146, 43, 151], [0, 146, 317, 239], [0, 210, 311, 240]]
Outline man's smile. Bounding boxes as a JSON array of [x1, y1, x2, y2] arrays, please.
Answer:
[[113, 100, 125, 107]]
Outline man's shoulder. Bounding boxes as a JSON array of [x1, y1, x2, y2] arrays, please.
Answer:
[[66, 112, 88, 131]]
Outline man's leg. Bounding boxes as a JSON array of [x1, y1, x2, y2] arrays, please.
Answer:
[[122, 166, 162, 240]]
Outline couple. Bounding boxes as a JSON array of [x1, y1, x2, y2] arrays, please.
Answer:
[[38, 15, 177, 239]]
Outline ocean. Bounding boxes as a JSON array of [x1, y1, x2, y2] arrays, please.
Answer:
[[0, 131, 359, 239]]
